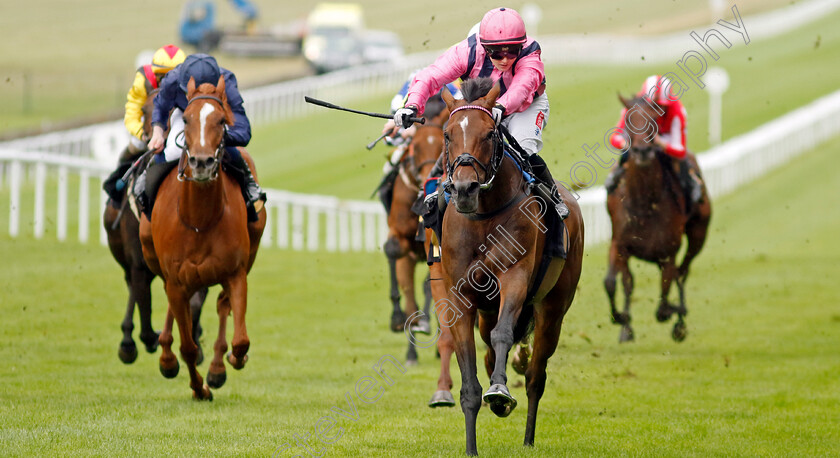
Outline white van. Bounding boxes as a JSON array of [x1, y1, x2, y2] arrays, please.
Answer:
[[303, 3, 365, 73]]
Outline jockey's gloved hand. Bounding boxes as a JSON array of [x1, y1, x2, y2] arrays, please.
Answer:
[[492, 104, 505, 126], [394, 106, 418, 128]]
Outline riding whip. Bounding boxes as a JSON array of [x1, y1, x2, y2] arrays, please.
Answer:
[[304, 96, 425, 125]]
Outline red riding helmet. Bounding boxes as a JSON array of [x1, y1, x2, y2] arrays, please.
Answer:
[[479, 7, 527, 46]]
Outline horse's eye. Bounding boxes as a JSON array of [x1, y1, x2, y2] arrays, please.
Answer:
[[485, 132, 494, 141]]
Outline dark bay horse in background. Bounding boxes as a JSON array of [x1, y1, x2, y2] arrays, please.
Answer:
[[383, 104, 448, 365], [103, 89, 207, 365], [438, 79, 584, 455], [605, 94, 712, 342], [139, 76, 266, 399]]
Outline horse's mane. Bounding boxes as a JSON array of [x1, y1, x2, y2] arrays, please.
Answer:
[[461, 78, 495, 103]]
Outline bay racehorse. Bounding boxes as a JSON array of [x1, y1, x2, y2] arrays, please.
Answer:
[[139, 76, 266, 399], [103, 88, 207, 365], [605, 94, 712, 342], [438, 78, 584, 455], [383, 105, 448, 365]]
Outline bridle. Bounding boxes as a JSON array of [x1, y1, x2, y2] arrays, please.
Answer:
[[442, 105, 504, 193], [177, 94, 226, 182]]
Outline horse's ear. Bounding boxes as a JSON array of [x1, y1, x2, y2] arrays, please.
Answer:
[[483, 81, 502, 107], [618, 92, 632, 109], [187, 77, 197, 99], [441, 86, 456, 111], [215, 75, 235, 126]]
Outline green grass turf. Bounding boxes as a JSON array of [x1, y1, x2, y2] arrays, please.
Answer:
[[0, 123, 838, 456], [0, 0, 792, 134], [243, 8, 840, 199]]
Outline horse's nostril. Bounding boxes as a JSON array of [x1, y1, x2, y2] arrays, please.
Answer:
[[188, 157, 197, 167], [467, 182, 480, 193]]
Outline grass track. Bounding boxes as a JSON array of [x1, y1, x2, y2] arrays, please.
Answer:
[[1, 131, 838, 456]]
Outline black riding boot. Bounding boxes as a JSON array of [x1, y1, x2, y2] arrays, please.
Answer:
[[604, 152, 628, 194], [224, 148, 266, 222], [678, 159, 703, 205], [526, 154, 570, 220], [377, 167, 399, 214]]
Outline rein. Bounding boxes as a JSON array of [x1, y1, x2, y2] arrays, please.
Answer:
[[177, 94, 226, 182]]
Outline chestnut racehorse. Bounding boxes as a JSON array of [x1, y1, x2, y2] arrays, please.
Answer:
[[383, 107, 448, 365], [104, 89, 207, 365], [438, 78, 584, 455], [139, 76, 266, 399], [605, 94, 711, 343]]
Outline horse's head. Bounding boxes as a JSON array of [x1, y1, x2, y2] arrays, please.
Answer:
[[181, 75, 235, 182], [618, 93, 662, 167], [410, 97, 449, 182], [441, 78, 503, 214]]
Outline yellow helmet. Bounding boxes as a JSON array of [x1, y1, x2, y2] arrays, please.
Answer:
[[151, 44, 186, 74]]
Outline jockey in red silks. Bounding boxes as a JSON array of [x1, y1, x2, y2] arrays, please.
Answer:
[[604, 75, 704, 205], [392, 7, 568, 219]]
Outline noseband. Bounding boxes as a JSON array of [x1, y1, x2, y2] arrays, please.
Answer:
[[177, 94, 226, 182], [443, 105, 504, 192]]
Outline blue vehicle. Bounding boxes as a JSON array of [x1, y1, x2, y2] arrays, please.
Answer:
[[179, 0, 260, 53]]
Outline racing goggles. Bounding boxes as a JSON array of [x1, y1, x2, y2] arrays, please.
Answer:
[[483, 45, 522, 60]]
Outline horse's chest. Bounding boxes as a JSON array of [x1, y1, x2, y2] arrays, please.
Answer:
[[620, 213, 683, 257]]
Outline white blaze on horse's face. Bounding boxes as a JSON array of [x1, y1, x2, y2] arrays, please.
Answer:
[[199, 103, 216, 148], [459, 116, 470, 151]]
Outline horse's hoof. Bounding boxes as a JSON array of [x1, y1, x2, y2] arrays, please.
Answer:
[[410, 318, 431, 335], [483, 384, 517, 418], [160, 361, 180, 378], [619, 325, 635, 343], [390, 310, 407, 333], [612, 312, 630, 326], [141, 332, 161, 353], [192, 385, 213, 401], [428, 390, 456, 408], [404, 358, 418, 367], [118, 343, 138, 364], [227, 353, 248, 370], [656, 305, 674, 322], [672, 321, 688, 342], [206, 370, 227, 389], [511, 344, 530, 375]]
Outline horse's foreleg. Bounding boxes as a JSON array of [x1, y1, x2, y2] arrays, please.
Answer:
[[429, 323, 456, 408], [478, 311, 497, 379], [484, 272, 528, 418], [158, 306, 179, 378], [207, 290, 230, 389], [524, 301, 565, 447], [118, 286, 138, 364], [655, 256, 679, 322], [396, 254, 419, 364], [611, 247, 634, 343], [451, 312, 481, 456], [604, 242, 621, 323], [226, 271, 250, 370], [384, 236, 405, 332], [166, 283, 210, 400]]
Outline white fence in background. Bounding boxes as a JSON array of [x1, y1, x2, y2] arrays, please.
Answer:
[[2, 88, 840, 250], [3, 0, 838, 160]]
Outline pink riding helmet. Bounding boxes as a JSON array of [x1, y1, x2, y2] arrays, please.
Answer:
[[479, 7, 527, 46]]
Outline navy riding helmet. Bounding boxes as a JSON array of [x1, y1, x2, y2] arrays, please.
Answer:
[[178, 53, 221, 91]]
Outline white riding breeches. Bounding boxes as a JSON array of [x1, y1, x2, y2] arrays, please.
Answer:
[[500, 93, 549, 157], [163, 108, 185, 162]]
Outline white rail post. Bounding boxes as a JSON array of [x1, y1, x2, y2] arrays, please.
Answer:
[[307, 207, 320, 251], [34, 162, 46, 238], [350, 211, 363, 251], [325, 208, 337, 252], [338, 209, 350, 252], [9, 160, 22, 237], [261, 205, 273, 247], [706, 67, 730, 146], [364, 212, 377, 252], [276, 200, 288, 248], [79, 170, 89, 243], [291, 204, 304, 251], [57, 166, 68, 241]]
